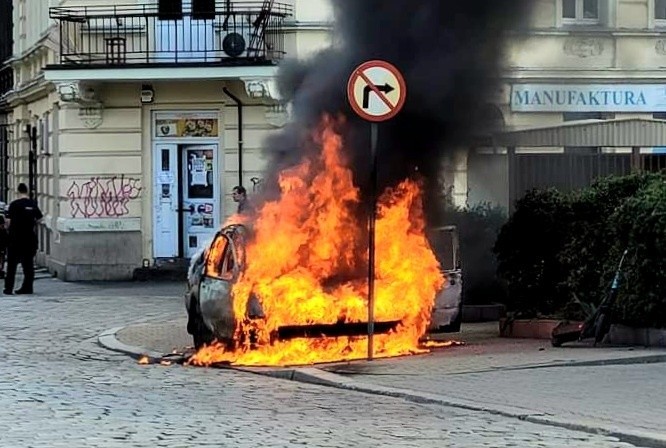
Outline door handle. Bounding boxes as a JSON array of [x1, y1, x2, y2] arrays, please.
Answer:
[[177, 204, 195, 214]]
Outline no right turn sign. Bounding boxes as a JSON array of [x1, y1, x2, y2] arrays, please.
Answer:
[[347, 60, 407, 122]]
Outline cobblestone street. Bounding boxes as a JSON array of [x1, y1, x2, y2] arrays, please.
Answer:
[[0, 278, 651, 447]]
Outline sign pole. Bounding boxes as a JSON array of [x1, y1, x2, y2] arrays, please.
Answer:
[[346, 59, 406, 361], [368, 122, 378, 361]]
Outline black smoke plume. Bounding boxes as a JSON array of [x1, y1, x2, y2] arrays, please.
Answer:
[[263, 0, 531, 223]]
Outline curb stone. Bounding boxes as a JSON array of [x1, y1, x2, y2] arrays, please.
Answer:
[[98, 326, 164, 360], [441, 353, 666, 375], [96, 313, 185, 360]]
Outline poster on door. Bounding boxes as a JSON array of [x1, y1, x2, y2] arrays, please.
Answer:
[[188, 203, 215, 229], [186, 148, 215, 229]]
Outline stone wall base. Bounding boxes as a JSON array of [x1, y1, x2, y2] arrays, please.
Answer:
[[499, 318, 561, 339], [47, 231, 142, 281], [608, 325, 666, 347]]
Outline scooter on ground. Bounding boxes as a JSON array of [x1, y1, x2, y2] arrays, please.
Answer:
[[551, 249, 629, 347]]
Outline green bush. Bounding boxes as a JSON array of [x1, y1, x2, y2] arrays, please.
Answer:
[[493, 189, 571, 317], [494, 172, 666, 328], [611, 177, 666, 328], [558, 173, 653, 312]]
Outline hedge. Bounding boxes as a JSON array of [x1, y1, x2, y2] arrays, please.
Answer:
[[494, 172, 666, 328]]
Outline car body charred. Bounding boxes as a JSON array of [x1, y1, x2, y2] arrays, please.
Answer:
[[185, 224, 462, 349]]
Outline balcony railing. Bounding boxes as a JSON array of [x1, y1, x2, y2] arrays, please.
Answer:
[[50, 1, 293, 67]]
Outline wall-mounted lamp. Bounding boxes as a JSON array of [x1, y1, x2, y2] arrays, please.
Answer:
[[141, 84, 154, 104], [58, 83, 78, 102], [246, 81, 267, 99]]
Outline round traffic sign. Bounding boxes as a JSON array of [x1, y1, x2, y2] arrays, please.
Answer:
[[347, 60, 407, 122]]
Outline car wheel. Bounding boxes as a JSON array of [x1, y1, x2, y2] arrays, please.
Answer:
[[186, 295, 215, 350], [193, 324, 215, 350]]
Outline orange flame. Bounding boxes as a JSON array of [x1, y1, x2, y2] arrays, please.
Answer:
[[190, 116, 444, 366]]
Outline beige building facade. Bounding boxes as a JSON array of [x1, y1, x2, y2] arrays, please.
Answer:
[[466, 0, 666, 209], [2, 0, 333, 280]]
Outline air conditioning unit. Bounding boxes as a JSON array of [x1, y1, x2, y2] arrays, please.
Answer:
[[222, 32, 247, 58], [221, 14, 265, 59]]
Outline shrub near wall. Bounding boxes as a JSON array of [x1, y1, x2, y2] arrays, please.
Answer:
[[493, 189, 571, 317], [494, 172, 666, 329], [558, 174, 651, 317], [611, 176, 666, 328]]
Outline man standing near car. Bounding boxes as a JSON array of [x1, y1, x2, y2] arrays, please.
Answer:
[[231, 185, 255, 216], [3, 183, 43, 295]]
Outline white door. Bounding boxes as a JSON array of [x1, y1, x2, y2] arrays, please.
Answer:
[[153, 143, 179, 258], [181, 144, 219, 258], [155, 0, 215, 63]]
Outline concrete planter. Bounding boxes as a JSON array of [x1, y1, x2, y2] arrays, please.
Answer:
[[462, 304, 505, 323], [499, 318, 561, 339], [607, 324, 666, 347]]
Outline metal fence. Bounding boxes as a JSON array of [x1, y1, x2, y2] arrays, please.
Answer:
[[50, 1, 293, 66], [509, 152, 666, 206]]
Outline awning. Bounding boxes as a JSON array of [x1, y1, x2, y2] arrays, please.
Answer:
[[482, 118, 666, 148]]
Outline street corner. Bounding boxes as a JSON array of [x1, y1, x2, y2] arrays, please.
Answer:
[[98, 316, 193, 364], [96, 316, 337, 378]]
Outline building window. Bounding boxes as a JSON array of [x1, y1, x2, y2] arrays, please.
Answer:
[[39, 113, 49, 156], [656, 0, 666, 22], [158, 0, 183, 20], [192, 0, 215, 20], [562, 0, 600, 23]]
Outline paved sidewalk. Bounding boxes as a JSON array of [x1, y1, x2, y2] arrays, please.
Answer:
[[105, 317, 666, 447]]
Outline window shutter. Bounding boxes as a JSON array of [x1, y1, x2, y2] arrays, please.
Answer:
[[192, 0, 216, 20], [158, 0, 183, 20]]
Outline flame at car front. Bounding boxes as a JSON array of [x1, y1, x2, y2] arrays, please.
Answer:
[[189, 115, 445, 366]]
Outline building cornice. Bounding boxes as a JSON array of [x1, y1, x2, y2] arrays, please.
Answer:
[[283, 20, 333, 32], [509, 28, 666, 37], [503, 69, 666, 82], [10, 26, 58, 65], [45, 64, 279, 83], [5, 73, 54, 107]]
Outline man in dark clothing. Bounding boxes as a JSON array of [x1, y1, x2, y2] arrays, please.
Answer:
[[4, 183, 43, 295]]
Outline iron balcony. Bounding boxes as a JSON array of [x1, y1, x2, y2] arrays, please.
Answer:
[[50, 1, 293, 67]]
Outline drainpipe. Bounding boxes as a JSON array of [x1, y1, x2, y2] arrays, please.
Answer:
[[223, 87, 243, 187]]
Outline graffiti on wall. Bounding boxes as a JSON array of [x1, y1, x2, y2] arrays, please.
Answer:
[[66, 175, 142, 218]]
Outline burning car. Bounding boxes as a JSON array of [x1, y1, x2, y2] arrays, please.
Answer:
[[184, 119, 460, 367], [185, 223, 462, 351]]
